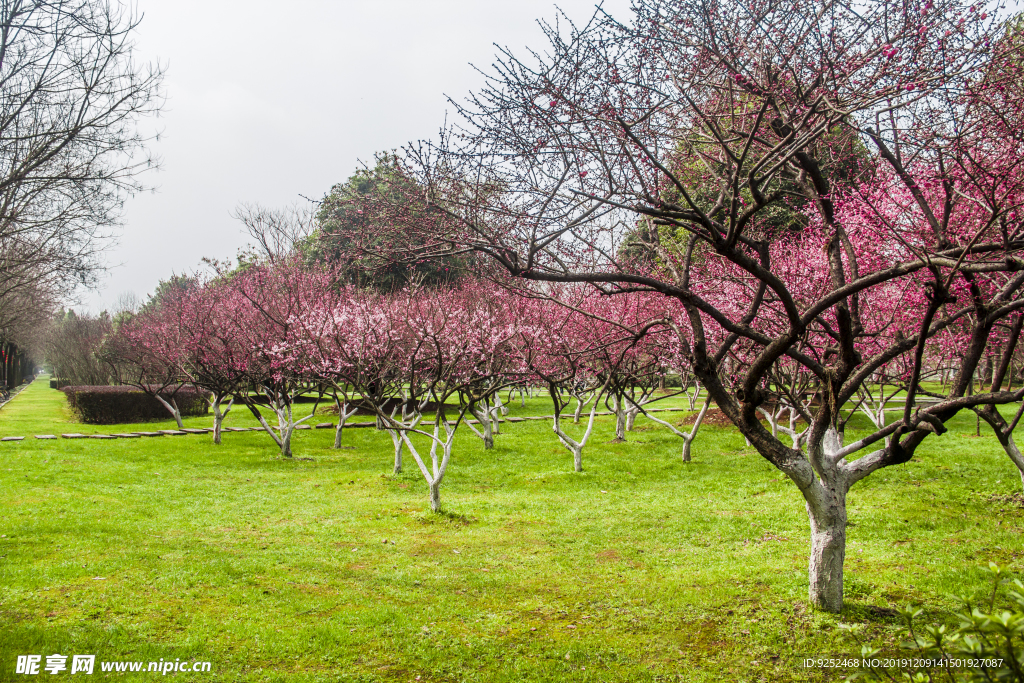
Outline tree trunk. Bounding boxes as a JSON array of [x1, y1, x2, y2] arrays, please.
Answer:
[[154, 394, 184, 429], [614, 396, 626, 440], [490, 399, 502, 435], [171, 399, 184, 429], [681, 438, 693, 462], [280, 431, 293, 458], [468, 403, 495, 449], [805, 482, 848, 613], [978, 407, 1024, 492], [995, 433, 1024, 492], [391, 430, 403, 474], [210, 395, 232, 445], [573, 394, 586, 423], [274, 403, 294, 458], [482, 417, 493, 449], [478, 400, 494, 447], [550, 382, 601, 472], [429, 479, 441, 512]]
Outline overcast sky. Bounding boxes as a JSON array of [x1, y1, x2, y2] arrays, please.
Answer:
[[79, 0, 633, 312]]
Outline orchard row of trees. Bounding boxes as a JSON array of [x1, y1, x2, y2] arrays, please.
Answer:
[[101, 241, 1023, 618], [30, 0, 1024, 617], [312, 0, 1024, 615], [100, 263, 705, 506]]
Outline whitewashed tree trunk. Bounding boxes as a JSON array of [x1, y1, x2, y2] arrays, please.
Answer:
[[467, 400, 495, 449], [857, 388, 896, 449], [274, 399, 296, 458], [551, 386, 602, 472], [806, 489, 847, 614], [977, 407, 1024, 492], [390, 429, 404, 473], [612, 394, 627, 440], [382, 398, 427, 474], [491, 398, 504, 433], [572, 389, 594, 423], [625, 406, 638, 431], [788, 407, 807, 450], [376, 399, 460, 511], [646, 394, 712, 462], [760, 402, 808, 451], [333, 396, 358, 449], [802, 426, 851, 613], [623, 388, 656, 432], [247, 390, 320, 458], [995, 432, 1024, 492], [429, 479, 441, 511], [396, 418, 457, 512], [757, 404, 784, 439], [154, 394, 185, 429], [685, 382, 702, 410], [494, 393, 508, 417], [209, 394, 233, 444]]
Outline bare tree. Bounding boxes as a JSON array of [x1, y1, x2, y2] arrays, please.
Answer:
[[0, 0, 162, 351], [234, 203, 317, 265], [45, 311, 113, 386]]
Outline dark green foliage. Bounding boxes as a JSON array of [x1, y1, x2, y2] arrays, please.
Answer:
[[310, 156, 469, 290], [62, 385, 209, 424], [848, 564, 1024, 682], [140, 274, 198, 313]]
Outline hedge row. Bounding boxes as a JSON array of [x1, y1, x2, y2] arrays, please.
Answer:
[[62, 386, 210, 424]]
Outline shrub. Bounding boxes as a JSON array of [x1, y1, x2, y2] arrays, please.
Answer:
[[62, 385, 209, 424], [49, 378, 57, 389], [845, 564, 1024, 682]]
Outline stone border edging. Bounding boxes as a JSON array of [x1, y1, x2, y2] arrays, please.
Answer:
[[1, 407, 695, 442]]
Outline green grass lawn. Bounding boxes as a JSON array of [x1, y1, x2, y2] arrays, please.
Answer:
[[0, 377, 1021, 682]]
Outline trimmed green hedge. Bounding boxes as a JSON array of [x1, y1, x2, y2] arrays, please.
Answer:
[[62, 386, 209, 424]]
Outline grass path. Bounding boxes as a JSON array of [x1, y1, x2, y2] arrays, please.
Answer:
[[0, 377, 1021, 681]]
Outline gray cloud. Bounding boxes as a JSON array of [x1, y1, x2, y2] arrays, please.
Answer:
[[82, 0, 631, 312]]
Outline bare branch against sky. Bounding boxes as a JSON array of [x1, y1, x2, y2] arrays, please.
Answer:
[[85, 0, 630, 312]]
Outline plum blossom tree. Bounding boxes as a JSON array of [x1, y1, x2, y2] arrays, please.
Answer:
[[291, 284, 411, 461], [101, 290, 193, 428], [173, 280, 252, 443], [389, 284, 523, 509], [301, 281, 522, 510], [355, 0, 1024, 612], [226, 262, 329, 458], [518, 290, 634, 471]]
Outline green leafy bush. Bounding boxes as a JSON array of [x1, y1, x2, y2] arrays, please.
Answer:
[[62, 385, 209, 424], [846, 564, 1024, 682]]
